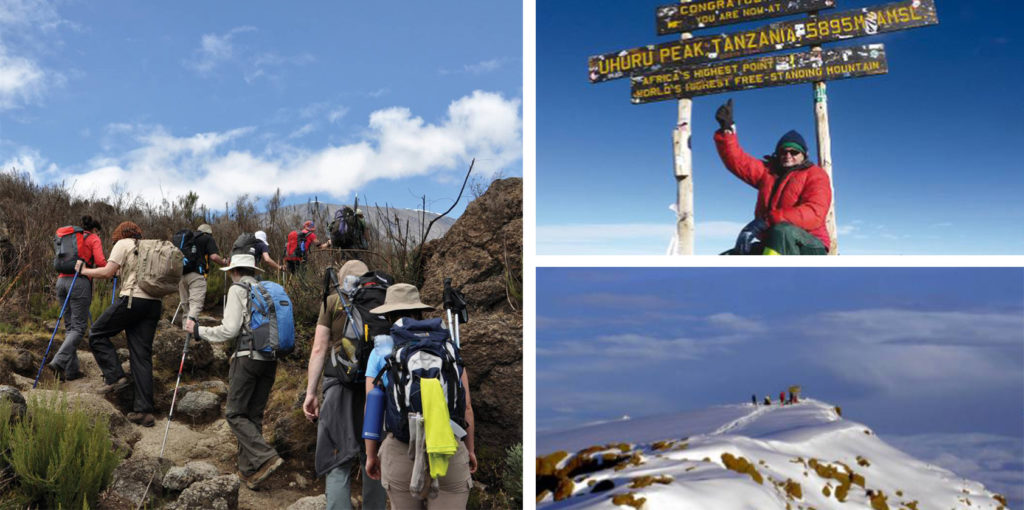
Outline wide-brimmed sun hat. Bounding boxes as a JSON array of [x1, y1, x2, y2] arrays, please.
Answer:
[[221, 254, 263, 272], [370, 283, 434, 315], [338, 260, 369, 282], [197, 224, 213, 234]]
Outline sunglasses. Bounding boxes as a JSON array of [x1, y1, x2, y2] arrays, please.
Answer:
[[780, 149, 803, 157]]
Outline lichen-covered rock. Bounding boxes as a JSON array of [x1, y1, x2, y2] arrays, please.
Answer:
[[166, 474, 240, 510], [0, 384, 26, 420], [163, 461, 220, 491], [176, 390, 221, 422], [106, 455, 172, 507], [287, 494, 327, 510]]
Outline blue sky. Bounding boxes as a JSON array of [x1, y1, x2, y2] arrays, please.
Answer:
[[1, 0, 522, 217], [537, 267, 1024, 504], [537, 0, 1024, 254]]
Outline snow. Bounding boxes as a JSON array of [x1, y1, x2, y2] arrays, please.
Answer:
[[538, 399, 1009, 509]]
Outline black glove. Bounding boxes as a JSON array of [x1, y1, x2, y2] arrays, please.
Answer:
[[735, 218, 768, 255], [715, 99, 734, 131]]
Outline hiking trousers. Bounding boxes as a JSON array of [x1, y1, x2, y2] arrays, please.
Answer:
[[89, 296, 161, 413], [51, 276, 92, 379], [380, 434, 472, 510], [326, 453, 386, 510], [177, 271, 207, 323], [226, 355, 280, 476], [763, 222, 828, 255]]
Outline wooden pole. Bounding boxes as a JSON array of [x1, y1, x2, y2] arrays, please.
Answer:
[[672, 32, 695, 255], [810, 11, 838, 254]]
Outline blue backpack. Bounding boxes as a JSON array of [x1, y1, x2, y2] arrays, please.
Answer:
[[234, 281, 295, 356]]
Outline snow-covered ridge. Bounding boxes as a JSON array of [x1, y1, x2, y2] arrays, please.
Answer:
[[537, 399, 1009, 509]]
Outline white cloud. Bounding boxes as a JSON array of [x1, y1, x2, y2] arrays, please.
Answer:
[[707, 312, 765, 333], [287, 123, 315, 139], [802, 308, 1024, 395], [1, 145, 56, 179], [243, 51, 315, 83], [440, 58, 506, 75], [185, 26, 256, 73], [43, 90, 520, 207], [538, 219, 746, 255], [0, 0, 71, 110], [328, 106, 349, 123], [0, 43, 44, 109]]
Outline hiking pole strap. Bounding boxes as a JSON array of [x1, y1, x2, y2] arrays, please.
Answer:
[[34, 267, 81, 388], [327, 267, 359, 330]]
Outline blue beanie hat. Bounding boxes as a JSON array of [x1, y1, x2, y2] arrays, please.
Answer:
[[776, 130, 808, 155]]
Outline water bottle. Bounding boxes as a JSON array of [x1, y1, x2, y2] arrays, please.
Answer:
[[363, 384, 386, 440]]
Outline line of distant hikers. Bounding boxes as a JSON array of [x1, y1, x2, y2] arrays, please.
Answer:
[[752, 388, 801, 407], [44, 213, 476, 510]]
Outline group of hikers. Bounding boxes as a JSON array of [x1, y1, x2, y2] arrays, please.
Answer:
[[45, 208, 477, 509], [751, 390, 801, 407]]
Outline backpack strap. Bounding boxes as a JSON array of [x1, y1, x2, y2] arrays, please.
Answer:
[[232, 281, 254, 353], [129, 238, 140, 309]]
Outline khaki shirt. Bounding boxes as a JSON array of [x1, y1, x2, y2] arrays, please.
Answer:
[[110, 238, 157, 301], [199, 275, 258, 345]]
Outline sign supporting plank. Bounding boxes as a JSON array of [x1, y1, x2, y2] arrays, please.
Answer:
[[632, 44, 888, 104], [589, 0, 937, 83], [657, 0, 835, 35]]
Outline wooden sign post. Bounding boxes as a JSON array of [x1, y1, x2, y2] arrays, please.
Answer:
[[588, 0, 937, 255]]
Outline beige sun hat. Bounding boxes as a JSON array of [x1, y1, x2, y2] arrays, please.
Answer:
[[370, 283, 434, 315], [197, 224, 213, 234], [221, 254, 264, 272], [338, 259, 369, 282]]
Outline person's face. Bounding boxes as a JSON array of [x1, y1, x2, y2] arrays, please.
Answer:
[[779, 148, 805, 168]]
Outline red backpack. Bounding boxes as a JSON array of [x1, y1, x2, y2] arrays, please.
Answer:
[[285, 230, 310, 261], [53, 226, 93, 274]]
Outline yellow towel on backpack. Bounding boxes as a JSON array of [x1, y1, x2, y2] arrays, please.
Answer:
[[421, 378, 458, 478]]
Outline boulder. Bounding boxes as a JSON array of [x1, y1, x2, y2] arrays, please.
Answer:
[[0, 385, 26, 420], [153, 326, 216, 373], [166, 474, 240, 510], [106, 455, 172, 508], [287, 495, 327, 510], [163, 460, 221, 491], [176, 390, 221, 422], [12, 349, 36, 377]]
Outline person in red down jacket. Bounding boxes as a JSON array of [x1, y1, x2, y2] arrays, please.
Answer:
[[714, 99, 832, 255]]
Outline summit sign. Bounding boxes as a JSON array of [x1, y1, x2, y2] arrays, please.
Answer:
[[656, 0, 835, 35]]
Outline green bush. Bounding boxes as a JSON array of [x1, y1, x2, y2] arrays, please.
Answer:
[[0, 391, 124, 509], [503, 442, 523, 507]]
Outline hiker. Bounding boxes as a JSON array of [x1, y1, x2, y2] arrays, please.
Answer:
[[364, 284, 477, 509], [714, 99, 832, 255], [186, 253, 285, 490], [320, 206, 370, 258], [175, 224, 228, 331], [303, 260, 387, 510], [76, 221, 166, 427], [284, 221, 317, 273], [763, 395, 771, 406], [780, 391, 786, 406], [49, 215, 107, 381], [231, 230, 283, 273], [751, 394, 757, 406]]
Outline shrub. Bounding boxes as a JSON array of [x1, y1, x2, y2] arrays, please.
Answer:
[[502, 442, 523, 507], [0, 391, 124, 509]]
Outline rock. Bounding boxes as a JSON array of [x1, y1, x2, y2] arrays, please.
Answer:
[[117, 348, 130, 362], [287, 495, 326, 510], [272, 408, 315, 458], [292, 472, 309, 489], [13, 349, 36, 376], [166, 474, 240, 510], [163, 461, 221, 491], [176, 390, 221, 422], [418, 178, 523, 467], [0, 385, 26, 420], [106, 455, 172, 508], [180, 380, 229, 399], [153, 326, 215, 373]]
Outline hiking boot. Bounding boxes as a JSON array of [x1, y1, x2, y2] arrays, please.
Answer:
[[47, 362, 66, 382], [100, 376, 130, 394], [127, 412, 155, 427], [246, 456, 283, 490]]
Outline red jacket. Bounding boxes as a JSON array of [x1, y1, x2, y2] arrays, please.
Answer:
[[714, 131, 832, 250]]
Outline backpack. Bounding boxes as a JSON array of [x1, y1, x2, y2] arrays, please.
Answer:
[[285, 230, 310, 260], [326, 271, 394, 385], [130, 239, 184, 301], [235, 280, 295, 357], [53, 226, 91, 274], [172, 229, 205, 275], [231, 233, 260, 257], [381, 318, 466, 443], [329, 207, 357, 248]]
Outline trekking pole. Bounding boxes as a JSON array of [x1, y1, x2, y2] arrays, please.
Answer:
[[111, 276, 117, 304], [443, 278, 455, 336], [137, 326, 194, 510], [170, 301, 184, 327], [327, 268, 359, 332], [33, 267, 81, 388], [442, 278, 468, 348]]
